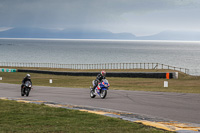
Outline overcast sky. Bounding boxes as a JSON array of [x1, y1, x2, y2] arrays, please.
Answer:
[[0, 0, 200, 36]]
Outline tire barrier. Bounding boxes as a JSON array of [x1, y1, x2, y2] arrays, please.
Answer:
[[18, 69, 177, 79], [0, 68, 16, 72]]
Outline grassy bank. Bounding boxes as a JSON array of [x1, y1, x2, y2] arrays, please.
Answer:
[[0, 67, 200, 93], [0, 99, 173, 133]]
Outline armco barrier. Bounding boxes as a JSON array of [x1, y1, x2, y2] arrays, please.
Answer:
[[18, 69, 176, 79], [0, 68, 16, 72]]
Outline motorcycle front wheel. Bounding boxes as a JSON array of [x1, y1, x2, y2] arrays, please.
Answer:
[[25, 88, 30, 97], [21, 88, 24, 96], [100, 90, 107, 99]]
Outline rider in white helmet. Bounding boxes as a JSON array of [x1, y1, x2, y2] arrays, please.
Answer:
[[21, 74, 32, 89]]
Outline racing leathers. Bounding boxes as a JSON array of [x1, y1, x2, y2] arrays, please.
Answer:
[[92, 73, 106, 91], [21, 77, 32, 89]]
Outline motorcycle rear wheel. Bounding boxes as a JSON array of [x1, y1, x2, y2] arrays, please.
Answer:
[[90, 90, 96, 98]]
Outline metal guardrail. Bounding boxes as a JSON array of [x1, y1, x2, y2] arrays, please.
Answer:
[[0, 62, 189, 74]]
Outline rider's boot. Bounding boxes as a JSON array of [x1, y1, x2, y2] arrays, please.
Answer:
[[91, 86, 95, 91]]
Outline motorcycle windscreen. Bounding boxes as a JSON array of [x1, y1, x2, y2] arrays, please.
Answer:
[[25, 81, 32, 87]]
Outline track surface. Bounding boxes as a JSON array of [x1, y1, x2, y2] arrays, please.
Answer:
[[0, 83, 200, 124]]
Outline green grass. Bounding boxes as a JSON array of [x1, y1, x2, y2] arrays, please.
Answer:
[[0, 99, 173, 133], [1, 67, 200, 93]]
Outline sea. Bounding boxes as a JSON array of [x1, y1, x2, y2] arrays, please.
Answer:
[[0, 38, 200, 75]]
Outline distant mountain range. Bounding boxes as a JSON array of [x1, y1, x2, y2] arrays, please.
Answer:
[[138, 31, 200, 41], [0, 27, 136, 40], [0, 27, 200, 41]]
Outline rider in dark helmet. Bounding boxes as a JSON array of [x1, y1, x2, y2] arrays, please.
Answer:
[[92, 70, 106, 91], [21, 74, 32, 89]]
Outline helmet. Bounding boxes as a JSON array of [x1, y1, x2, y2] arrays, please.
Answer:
[[26, 74, 31, 79], [101, 70, 106, 77]]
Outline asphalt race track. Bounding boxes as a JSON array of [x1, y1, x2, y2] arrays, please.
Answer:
[[0, 83, 200, 124]]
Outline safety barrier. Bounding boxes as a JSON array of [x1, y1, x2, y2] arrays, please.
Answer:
[[0, 62, 189, 74], [18, 69, 177, 79], [0, 68, 16, 72]]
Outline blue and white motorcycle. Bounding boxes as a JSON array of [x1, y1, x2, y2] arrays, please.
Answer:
[[90, 79, 110, 99]]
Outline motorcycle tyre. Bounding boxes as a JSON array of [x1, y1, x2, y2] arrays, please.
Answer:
[[21, 88, 24, 96], [100, 90, 107, 99], [26, 88, 30, 97], [90, 90, 96, 98]]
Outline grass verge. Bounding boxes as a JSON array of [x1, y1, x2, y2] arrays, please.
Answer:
[[0, 67, 200, 93], [0, 99, 173, 133]]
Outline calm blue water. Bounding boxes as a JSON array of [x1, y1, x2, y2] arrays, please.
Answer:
[[0, 38, 200, 75]]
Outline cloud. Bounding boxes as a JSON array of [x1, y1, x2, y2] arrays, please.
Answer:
[[0, 0, 200, 35]]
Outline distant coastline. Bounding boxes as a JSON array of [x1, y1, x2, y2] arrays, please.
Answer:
[[1, 37, 200, 43], [1, 27, 200, 41]]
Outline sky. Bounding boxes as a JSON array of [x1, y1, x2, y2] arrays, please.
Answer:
[[0, 0, 200, 36]]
